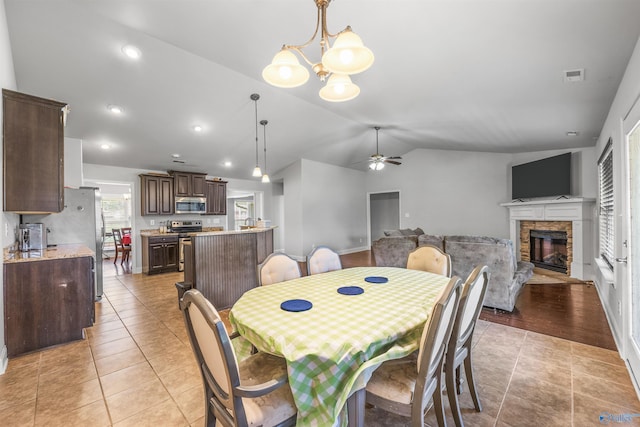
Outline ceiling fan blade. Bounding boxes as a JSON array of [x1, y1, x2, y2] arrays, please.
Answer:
[[384, 160, 402, 165], [386, 156, 402, 160]]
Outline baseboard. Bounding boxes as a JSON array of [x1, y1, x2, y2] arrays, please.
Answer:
[[338, 246, 369, 255], [593, 277, 623, 354], [0, 345, 7, 375]]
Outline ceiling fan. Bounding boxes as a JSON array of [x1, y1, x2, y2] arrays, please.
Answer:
[[368, 126, 402, 170]]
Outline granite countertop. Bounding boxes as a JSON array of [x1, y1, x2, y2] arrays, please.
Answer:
[[140, 226, 276, 237], [4, 243, 95, 264]]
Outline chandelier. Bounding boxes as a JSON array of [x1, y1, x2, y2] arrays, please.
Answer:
[[250, 94, 262, 177], [262, 0, 374, 102]]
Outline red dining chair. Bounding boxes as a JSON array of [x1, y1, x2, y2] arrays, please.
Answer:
[[112, 228, 131, 265]]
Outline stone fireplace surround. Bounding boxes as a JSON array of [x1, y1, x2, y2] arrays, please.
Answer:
[[501, 198, 595, 280]]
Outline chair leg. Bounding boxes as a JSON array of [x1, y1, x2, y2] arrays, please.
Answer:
[[433, 376, 447, 427], [113, 248, 118, 264], [455, 365, 463, 394], [446, 363, 464, 427], [464, 352, 482, 412]]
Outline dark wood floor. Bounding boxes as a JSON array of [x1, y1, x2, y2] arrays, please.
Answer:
[[336, 251, 617, 351]]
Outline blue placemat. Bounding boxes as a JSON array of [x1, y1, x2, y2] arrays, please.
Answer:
[[280, 299, 313, 312], [364, 276, 389, 284], [337, 286, 364, 295]]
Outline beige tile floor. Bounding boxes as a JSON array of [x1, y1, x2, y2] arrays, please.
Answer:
[[1, 267, 639, 426]]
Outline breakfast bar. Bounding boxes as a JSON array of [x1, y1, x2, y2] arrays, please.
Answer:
[[183, 227, 275, 308]]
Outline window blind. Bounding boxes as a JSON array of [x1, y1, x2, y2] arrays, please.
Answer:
[[598, 141, 614, 269]]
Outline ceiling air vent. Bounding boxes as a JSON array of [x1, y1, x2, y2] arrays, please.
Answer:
[[564, 69, 584, 83]]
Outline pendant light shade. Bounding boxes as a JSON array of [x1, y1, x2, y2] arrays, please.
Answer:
[[319, 74, 360, 102], [322, 27, 374, 75], [250, 94, 262, 177], [262, 49, 310, 88]]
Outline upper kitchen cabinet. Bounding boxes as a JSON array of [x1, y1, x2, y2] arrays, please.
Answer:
[[140, 174, 174, 215], [205, 180, 227, 215], [3, 89, 67, 213], [171, 171, 207, 197]]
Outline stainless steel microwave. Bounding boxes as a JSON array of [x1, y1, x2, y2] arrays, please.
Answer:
[[175, 197, 206, 214]]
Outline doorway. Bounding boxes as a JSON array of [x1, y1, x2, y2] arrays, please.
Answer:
[[624, 100, 640, 393], [367, 191, 400, 246], [226, 190, 263, 231]]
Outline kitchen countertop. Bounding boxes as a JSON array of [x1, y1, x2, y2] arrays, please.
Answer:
[[140, 226, 276, 237], [3, 243, 95, 264]]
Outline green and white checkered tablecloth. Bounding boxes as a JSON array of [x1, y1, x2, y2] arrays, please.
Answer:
[[229, 266, 450, 427]]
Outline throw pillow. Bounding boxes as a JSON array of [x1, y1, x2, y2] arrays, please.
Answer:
[[399, 228, 416, 236], [413, 227, 425, 235], [384, 230, 403, 237]]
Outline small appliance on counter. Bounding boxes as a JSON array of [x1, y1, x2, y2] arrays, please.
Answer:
[[18, 223, 47, 251]]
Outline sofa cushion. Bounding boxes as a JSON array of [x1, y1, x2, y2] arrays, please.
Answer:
[[399, 228, 417, 236], [413, 227, 425, 236], [384, 229, 403, 237], [372, 237, 417, 267], [418, 234, 445, 251]]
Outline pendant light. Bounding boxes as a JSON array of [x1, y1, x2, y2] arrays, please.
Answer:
[[250, 94, 262, 177], [260, 120, 271, 183]]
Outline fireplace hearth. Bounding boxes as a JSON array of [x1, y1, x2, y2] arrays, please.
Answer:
[[530, 229, 568, 273]]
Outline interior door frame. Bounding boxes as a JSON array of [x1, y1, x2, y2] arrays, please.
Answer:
[[366, 190, 402, 247], [622, 96, 640, 395]]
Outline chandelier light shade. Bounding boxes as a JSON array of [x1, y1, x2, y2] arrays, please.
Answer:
[[369, 161, 385, 171], [262, 0, 373, 102], [250, 94, 262, 177], [260, 120, 271, 183], [319, 74, 360, 102], [262, 50, 310, 88]]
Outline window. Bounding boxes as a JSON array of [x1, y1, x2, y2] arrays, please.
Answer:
[[102, 192, 132, 251], [598, 139, 614, 269]]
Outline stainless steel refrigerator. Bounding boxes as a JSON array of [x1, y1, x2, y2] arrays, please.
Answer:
[[23, 187, 104, 298]]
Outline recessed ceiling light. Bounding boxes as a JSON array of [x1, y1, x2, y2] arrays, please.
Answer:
[[122, 44, 141, 59], [566, 131, 579, 136], [171, 153, 181, 158], [192, 125, 203, 132], [100, 144, 111, 150], [107, 104, 123, 114], [224, 161, 232, 167]]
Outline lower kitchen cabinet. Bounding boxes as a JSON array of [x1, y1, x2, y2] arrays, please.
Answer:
[[142, 235, 179, 274], [4, 256, 94, 357]]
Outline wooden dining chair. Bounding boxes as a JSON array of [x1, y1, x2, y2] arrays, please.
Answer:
[[306, 245, 342, 275], [365, 276, 463, 426], [112, 228, 131, 265], [258, 252, 301, 286], [446, 265, 490, 427], [407, 245, 452, 277], [179, 289, 297, 427]]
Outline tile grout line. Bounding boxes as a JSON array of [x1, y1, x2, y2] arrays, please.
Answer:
[[493, 329, 526, 426]]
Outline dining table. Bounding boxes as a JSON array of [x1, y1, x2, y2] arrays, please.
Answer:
[[229, 266, 452, 427]]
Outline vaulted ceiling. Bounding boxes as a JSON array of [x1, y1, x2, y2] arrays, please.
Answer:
[[5, 0, 640, 179]]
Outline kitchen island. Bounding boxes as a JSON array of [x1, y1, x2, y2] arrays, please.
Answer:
[[3, 244, 95, 357], [183, 227, 275, 308]]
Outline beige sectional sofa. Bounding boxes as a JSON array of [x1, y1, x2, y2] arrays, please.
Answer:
[[372, 231, 534, 312]]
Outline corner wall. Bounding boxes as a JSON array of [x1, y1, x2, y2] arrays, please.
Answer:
[[0, 0, 17, 375]]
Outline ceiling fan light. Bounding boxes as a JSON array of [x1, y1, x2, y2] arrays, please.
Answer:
[[262, 50, 310, 88], [252, 166, 262, 177], [322, 28, 374, 74], [319, 74, 360, 102], [369, 161, 384, 171]]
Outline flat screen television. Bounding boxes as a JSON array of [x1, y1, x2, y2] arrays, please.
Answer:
[[511, 153, 571, 200]]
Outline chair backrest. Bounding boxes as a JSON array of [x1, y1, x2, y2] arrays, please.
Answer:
[[180, 289, 247, 426], [306, 246, 342, 275], [416, 276, 462, 376], [406, 245, 452, 277], [449, 265, 490, 351], [258, 252, 302, 286], [112, 229, 123, 247], [121, 227, 132, 236]]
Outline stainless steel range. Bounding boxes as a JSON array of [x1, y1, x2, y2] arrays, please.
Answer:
[[169, 220, 203, 271]]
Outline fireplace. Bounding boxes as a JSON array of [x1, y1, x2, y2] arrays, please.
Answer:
[[529, 229, 568, 273]]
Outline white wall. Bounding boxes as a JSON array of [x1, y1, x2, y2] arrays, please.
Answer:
[[593, 35, 640, 346], [301, 159, 368, 256], [277, 160, 303, 258], [64, 137, 84, 188], [366, 148, 514, 238], [0, 0, 17, 375]]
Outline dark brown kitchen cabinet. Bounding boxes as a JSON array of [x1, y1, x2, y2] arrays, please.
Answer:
[[147, 235, 179, 274], [3, 89, 67, 213], [4, 256, 94, 357], [140, 174, 174, 215], [171, 171, 207, 197], [205, 180, 227, 215]]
